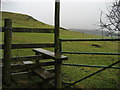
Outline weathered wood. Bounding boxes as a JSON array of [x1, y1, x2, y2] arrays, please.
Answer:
[[54, 0, 62, 88], [0, 72, 30, 76], [32, 67, 55, 80], [0, 55, 50, 62], [46, 68, 55, 73], [22, 61, 34, 64], [55, 60, 62, 88], [11, 55, 48, 62], [55, 0, 60, 58], [35, 52, 41, 64], [11, 61, 55, 70], [11, 71, 29, 75], [33, 48, 68, 60], [10, 69, 55, 75], [1, 43, 54, 49], [1, 27, 54, 33], [3, 19, 12, 86]]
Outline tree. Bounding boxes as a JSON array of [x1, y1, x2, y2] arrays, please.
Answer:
[[99, 0, 120, 37]]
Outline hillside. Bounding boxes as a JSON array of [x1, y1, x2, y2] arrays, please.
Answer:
[[1, 11, 53, 28], [1, 11, 119, 88]]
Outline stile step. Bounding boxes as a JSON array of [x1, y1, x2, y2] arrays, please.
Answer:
[[33, 48, 68, 60], [33, 67, 55, 80]]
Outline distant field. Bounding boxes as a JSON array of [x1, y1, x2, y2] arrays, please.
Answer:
[[1, 11, 120, 88]]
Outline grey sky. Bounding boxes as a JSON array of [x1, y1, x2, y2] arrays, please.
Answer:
[[1, 0, 114, 29]]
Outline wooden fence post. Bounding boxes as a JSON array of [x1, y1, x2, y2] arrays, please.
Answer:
[[54, 0, 62, 88], [3, 19, 12, 86]]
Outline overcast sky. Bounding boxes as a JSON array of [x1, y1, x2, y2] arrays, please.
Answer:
[[1, 0, 114, 29]]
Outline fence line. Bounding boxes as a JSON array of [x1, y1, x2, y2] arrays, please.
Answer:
[[60, 38, 120, 41], [60, 38, 120, 55], [62, 63, 120, 69], [62, 52, 120, 55], [1, 27, 54, 33], [0, 43, 54, 49]]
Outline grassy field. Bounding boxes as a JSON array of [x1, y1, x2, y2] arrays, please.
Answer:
[[1, 11, 120, 88]]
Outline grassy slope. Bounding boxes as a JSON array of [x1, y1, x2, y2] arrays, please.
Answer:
[[1, 11, 119, 88], [1, 11, 54, 28]]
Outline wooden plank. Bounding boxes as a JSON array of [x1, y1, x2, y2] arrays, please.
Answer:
[[35, 51, 40, 64], [39, 61, 55, 66], [11, 55, 47, 62], [12, 28, 53, 33], [0, 55, 50, 62], [33, 67, 55, 79], [3, 19, 12, 86], [46, 68, 55, 73], [11, 71, 29, 75], [1, 27, 54, 33], [1, 43, 54, 49], [0, 72, 30, 76], [23, 61, 34, 64], [33, 48, 68, 60], [11, 61, 55, 70]]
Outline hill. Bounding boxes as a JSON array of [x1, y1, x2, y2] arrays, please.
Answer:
[[1, 11, 119, 88], [1, 11, 53, 28]]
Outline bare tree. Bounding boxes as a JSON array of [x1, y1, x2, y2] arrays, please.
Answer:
[[99, 0, 120, 37]]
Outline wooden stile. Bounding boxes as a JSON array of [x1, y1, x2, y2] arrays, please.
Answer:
[[1, 0, 66, 87]]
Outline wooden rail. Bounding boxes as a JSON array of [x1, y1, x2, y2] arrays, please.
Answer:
[[0, 55, 50, 62], [0, 43, 54, 49], [1, 27, 54, 33], [11, 61, 55, 70]]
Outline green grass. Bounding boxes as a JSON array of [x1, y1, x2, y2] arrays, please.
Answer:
[[0, 11, 54, 28], [1, 11, 120, 88]]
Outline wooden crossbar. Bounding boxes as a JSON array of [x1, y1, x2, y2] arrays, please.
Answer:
[[0, 55, 49, 62], [1, 27, 54, 33], [11, 61, 55, 69], [0, 43, 54, 49]]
